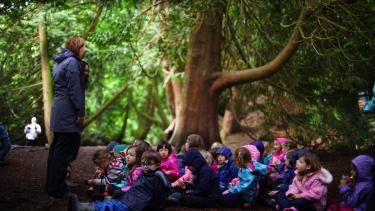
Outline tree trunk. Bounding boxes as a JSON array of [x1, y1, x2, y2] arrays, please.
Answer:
[[135, 83, 155, 139], [170, 1, 315, 150], [38, 6, 53, 144], [117, 102, 130, 142], [170, 10, 223, 150]]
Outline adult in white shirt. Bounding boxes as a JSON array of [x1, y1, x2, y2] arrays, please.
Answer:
[[24, 117, 42, 146]]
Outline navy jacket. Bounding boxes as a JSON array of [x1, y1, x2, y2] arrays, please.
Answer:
[[50, 48, 85, 133], [274, 166, 295, 192], [121, 169, 171, 211], [183, 148, 221, 199], [216, 147, 238, 189]]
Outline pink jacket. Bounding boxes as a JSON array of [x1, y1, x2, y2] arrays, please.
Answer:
[[268, 150, 285, 178], [173, 167, 192, 186], [122, 166, 142, 192], [286, 168, 333, 211], [160, 152, 181, 182]]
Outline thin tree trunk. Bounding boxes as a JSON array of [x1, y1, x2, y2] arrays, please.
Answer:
[[117, 101, 130, 142], [38, 5, 53, 144], [84, 84, 128, 128], [82, 3, 102, 40], [135, 83, 155, 139]]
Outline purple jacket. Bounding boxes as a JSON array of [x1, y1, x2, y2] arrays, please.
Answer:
[[286, 168, 333, 211], [340, 155, 375, 211]]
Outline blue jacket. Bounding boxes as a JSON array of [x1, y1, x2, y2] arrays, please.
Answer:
[[120, 168, 171, 211], [183, 148, 221, 199], [50, 48, 85, 133], [0, 123, 10, 145], [216, 147, 238, 189], [364, 83, 375, 112], [229, 161, 267, 202], [340, 155, 375, 211]]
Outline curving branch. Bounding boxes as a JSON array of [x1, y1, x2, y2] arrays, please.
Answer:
[[211, 2, 316, 93], [82, 3, 103, 40]]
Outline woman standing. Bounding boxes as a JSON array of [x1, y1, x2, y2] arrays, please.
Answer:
[[45, 36, 86, 198]]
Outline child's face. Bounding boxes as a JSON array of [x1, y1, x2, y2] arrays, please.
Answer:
[[350, 164, 357, 180], [217, 154, 227, 165], [296, 157, 310, 173], [158, 148, 169, 159], [141, 160, 160, 173], [98, 160, 110, 170], [263, 144, 270, 156], [185, 142, 190, 151], [273, 141, 282, 151], [187, 165, 195, 172], [126, 148, 137, 165]]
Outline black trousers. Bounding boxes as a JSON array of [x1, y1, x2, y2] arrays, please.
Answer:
[[45, 132, 80, 197]]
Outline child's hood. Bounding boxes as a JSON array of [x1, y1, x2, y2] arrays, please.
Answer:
[[216, 146, 233, 163], [183, 148, 207, 170], [318, 168, 333, 184], [352, 155, 375, 182], [52, 48, 76, 64]]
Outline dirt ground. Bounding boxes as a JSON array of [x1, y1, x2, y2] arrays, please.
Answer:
[[0, 146, 373, 211]]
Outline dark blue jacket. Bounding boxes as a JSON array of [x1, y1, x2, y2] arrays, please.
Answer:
[[50, 48, 85, 133], [274, 166, 295, 192], [121, 169, 171, 211], [216, 147, 238, 189], [183, 149, 220, 199]]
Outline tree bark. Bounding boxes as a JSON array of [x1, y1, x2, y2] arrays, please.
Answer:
[[38, 6, 53, 144], [170, 9, 223, 150], [117, 102, 130, 142], [170, 1, 315, 150], [135, 83, 155, 139]]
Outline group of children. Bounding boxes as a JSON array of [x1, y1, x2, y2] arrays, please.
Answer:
[[69, 135, 375, 211]]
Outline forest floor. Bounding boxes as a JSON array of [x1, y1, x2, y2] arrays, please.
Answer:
[[0, 145, 373, 211]]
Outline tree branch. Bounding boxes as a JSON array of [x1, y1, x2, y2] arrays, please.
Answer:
[[82, 3, 103, 40], [211, 2, 315, 93]]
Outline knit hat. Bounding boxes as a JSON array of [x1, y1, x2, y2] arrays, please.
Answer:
[[275, 137, 287, 145], [114, 144, 128, 153], [250, 140, 265, 156]]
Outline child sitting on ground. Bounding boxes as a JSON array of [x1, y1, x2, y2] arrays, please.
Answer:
[[275, 153, 332, 211], [216, 146, 238, 192], [327, 155, 375, 211], [70, 150, 171, 211], [157, 141, 181, 182], [87, 149, 127, 197], [121, 145, 143, 193], [179, 148, 221, 208], [268, 137, 287, 181], [220, 146, 267, 208]]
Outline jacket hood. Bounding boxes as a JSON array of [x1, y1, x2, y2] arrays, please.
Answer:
[[152, 169, 171, 189], [216, 147, 233, 163], [183, 148, 207, 170], [250, 140, 265, 156], [295, 167, 333, 184], [352, 155, 375, 182], [52, 48, 77, 63], [318, 168, 333, 184], [243, 144, 260, 161]]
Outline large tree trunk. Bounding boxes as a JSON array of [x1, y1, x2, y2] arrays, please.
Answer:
[[38, 6, 53, 144], [170, 1, 315, 150], [170, 10, 223, 150]]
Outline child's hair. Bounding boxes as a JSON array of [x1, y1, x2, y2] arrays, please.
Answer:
[[126, 145, 143, 166], [141, 150, 162, 165], [300, 153, 321, 174], [234, 147, 251, 168], [199, 150, 213, 165], [284, 140, 298, 151], [186, 134, 205, 149], [132, 139, 152, 152], [157, 141, 172, 155], [211, 142, 223, 149], [93, 149, 112, 166]]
